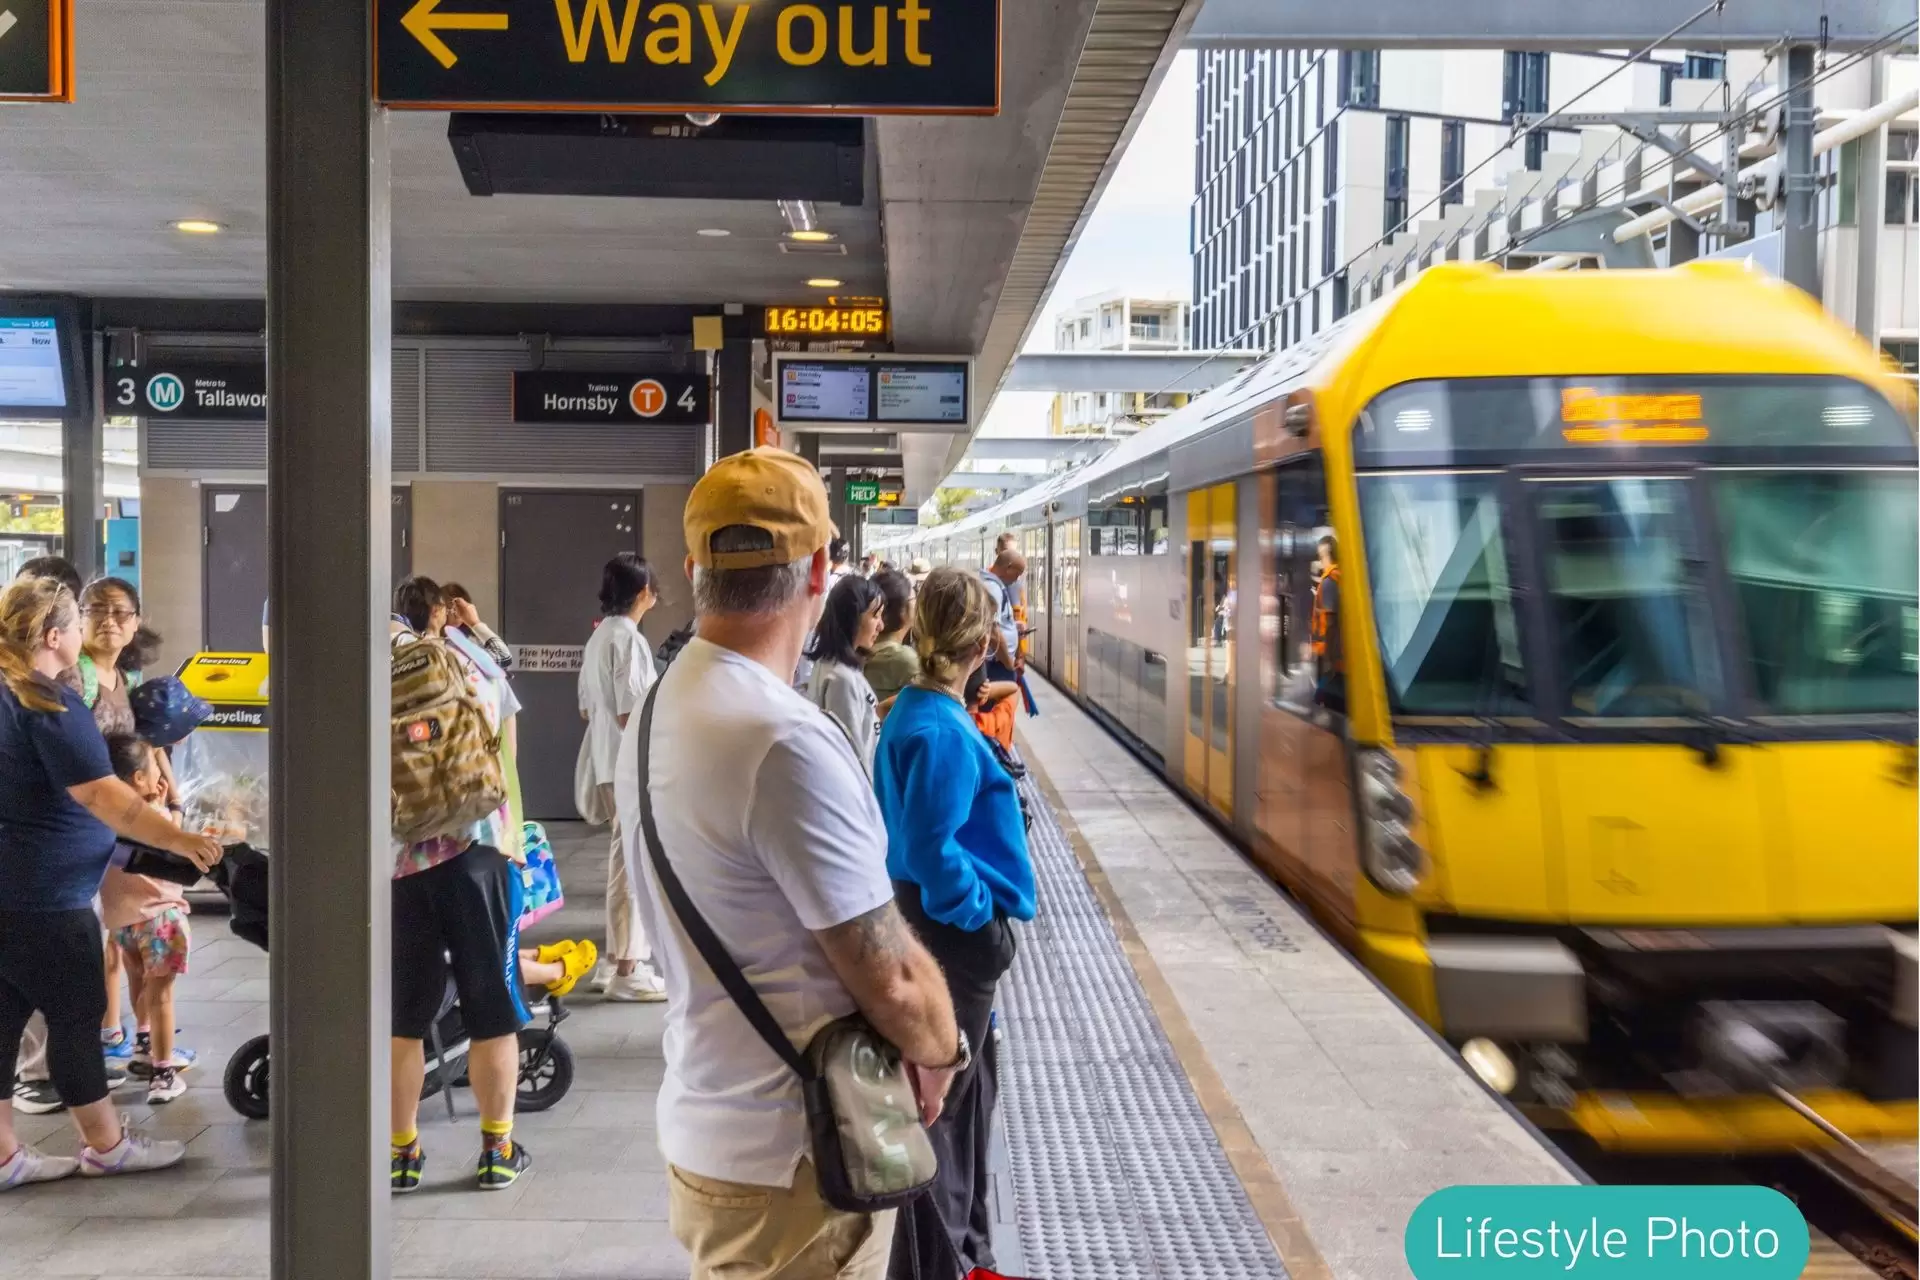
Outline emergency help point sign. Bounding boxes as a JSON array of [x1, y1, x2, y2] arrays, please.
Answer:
[[375, 0, 1000, 114]]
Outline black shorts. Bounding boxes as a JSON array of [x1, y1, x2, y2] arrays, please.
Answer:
[[391, 844, 527, 1042]]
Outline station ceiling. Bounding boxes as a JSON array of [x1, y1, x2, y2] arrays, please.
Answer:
[[1, 0, 1197, 498]]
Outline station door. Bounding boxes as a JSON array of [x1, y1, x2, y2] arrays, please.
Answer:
[[500, 489, 641, 820], [202, 485, 413, 654]]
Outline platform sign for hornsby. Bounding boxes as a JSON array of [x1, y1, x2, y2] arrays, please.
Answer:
[[374, 0, 999, 114], [0, 0, 72, 103], [511, 370, 712, 426]]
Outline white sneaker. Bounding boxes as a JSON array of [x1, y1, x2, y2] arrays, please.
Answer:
[[147, 1067, 188, 1105], [604, 968, 667, 1003], [0, 1143, 79, 1190], [79, 1129, 187, 1178], [588, 959, 614, 994]]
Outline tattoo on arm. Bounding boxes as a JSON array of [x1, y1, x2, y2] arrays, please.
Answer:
[[835, 902, 915, 966]]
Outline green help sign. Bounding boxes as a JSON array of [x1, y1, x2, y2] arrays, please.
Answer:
[[846, 481, 883, 506], [1406, 1186, 1809, 1278]]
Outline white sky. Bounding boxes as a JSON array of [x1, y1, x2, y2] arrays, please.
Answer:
[[977, 51, 1197, 440]]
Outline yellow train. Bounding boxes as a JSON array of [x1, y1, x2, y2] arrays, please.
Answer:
[[888, 262, 1918, 1152]]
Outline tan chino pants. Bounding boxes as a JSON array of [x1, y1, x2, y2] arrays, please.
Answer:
[[668, 1159, 894, 1280]]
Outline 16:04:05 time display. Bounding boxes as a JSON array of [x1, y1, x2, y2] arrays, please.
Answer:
[[763, 306, 887, 336]]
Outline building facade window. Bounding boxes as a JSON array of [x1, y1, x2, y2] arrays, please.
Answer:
[[1502, 51, 1548, 124], [1322, 199, 1338, 275], [1888, 130, 1918, 226], [1524, 129, 1547, 172], [1441, 120, 1465, 206], [1338, 50, 1379, 108], [1384, 114, 1410, 236]]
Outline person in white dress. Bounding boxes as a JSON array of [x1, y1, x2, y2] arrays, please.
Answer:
[[575, 554, 666, 1002]]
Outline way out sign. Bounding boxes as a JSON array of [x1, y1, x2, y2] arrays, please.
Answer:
[[375, 0, 1001, 114]]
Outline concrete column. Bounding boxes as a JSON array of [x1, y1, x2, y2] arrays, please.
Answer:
[[717, 313, 753, 459], [1780, 45, 1819, 297], [62, 326, 103, 577], [1855, 54, 1887, 340], [265, 0, 392, 1275]]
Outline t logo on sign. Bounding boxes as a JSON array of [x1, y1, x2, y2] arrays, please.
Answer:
[[629, 379, 668, 417]]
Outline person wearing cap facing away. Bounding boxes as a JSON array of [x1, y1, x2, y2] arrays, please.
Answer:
[[617, 447, 962, 1280]]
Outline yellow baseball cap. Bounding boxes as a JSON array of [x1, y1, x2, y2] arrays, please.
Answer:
[[684, 447, 834, 570]]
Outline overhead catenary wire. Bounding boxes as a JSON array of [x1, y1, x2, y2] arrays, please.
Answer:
[[1508, 23, 1919, 270]]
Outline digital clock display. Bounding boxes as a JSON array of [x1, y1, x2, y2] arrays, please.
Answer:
[[762, 305, 888, 337]]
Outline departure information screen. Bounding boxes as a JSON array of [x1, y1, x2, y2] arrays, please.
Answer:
[[0, 317, 66, 409], [875, 362, 967, 423], [779, 361, 871, 422], [774, 357, 971, 426]]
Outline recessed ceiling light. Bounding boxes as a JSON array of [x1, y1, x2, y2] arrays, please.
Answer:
[[787, 229, 834, 243], [696, 228, 731, 237], [806, 277, 843, 288], [172, 219, 224, 234]]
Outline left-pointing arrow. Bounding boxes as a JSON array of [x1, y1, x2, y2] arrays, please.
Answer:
[[400, 0, 508, 70]]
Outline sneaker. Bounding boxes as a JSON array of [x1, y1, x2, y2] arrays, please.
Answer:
[[101, 1028, 133, 1063], [604, 968, 667, 1003], [476, 1139, 530, 1190], [129, 1047, 197, 1080], [104, 1065, 129, 1091], [588, 959, 614, 994], [390, 1144, 425, 1194], [0, 1142, 79, 1190], [11, 1079, 64, 1115], [146, 1066, 187, 1105], [79, 1129, 187, 1178]]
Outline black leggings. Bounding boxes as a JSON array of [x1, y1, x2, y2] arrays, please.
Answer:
[[0, 908, 111, 1110]]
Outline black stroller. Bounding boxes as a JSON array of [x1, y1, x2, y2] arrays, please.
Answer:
[[203, 844, 576, 1121]]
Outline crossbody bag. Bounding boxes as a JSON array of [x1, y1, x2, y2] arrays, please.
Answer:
[[634, 683, 937, 1213]]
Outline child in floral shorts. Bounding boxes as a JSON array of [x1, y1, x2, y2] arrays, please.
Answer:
[[100, 735, 194, 1105]]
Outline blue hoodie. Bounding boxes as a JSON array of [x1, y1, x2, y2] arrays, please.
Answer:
[[874, 685, 1036, 931]]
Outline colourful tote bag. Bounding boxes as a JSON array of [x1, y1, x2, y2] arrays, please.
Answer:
[[518, 821, 565, 926]]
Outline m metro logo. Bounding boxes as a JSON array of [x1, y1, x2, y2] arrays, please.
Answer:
[[375, 0, 999, 114]]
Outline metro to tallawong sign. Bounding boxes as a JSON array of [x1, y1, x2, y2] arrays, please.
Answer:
[[375, 0, 1000, 114]]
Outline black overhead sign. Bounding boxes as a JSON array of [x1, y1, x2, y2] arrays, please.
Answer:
[[115, 363, 268, 422], [511, 371, 711, 426], [0, 0, 71, 103], [375, 0, 1000, 114]]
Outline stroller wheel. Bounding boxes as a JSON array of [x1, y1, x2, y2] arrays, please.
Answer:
[[224, 1034, 272, 1120], [514, 1031, 574, 1113]]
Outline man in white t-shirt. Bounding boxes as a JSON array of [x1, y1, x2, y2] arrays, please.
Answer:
[[620, 448, 962, 1280]]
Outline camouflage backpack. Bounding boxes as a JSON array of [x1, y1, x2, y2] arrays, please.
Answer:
[[390, 637, 507, 846]]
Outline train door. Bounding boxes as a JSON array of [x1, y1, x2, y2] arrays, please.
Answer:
[[1023, 525, 1050, 680], [1056, 518, 1081, 692], [1182, 483, 1236, 817]]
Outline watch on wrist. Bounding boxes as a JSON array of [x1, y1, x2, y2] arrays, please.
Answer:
[[938, 1029, 972, 1073]]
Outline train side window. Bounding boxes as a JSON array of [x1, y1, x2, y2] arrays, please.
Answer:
[[1145, 478, 1170, 555], [1272, 453, 1342, 715]]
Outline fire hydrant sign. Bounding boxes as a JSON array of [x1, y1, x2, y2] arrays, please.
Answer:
[[374, 0, 1001, 115]]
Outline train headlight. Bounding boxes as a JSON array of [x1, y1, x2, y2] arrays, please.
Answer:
[[1358, 749, 1426, 896]]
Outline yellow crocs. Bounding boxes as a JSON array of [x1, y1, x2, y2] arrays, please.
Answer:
[[546, 940, 599, 996], [532, 940, 576, 966]]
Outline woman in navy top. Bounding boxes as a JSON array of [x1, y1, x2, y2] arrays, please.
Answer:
[[0, 577, 221, 1191], [874, 566, 1035, 1277]]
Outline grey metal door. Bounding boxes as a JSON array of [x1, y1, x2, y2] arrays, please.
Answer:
[[500, 490, 641, 820], [392, 487, 412, 584], [203, 486, 267, 653]]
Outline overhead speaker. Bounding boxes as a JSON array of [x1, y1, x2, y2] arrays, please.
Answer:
[[448, 114, 864, 204]]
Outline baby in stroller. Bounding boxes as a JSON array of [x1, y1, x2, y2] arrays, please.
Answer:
[[206, 845, 585, 1125]]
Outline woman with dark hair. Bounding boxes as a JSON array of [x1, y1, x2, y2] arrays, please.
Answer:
[[62, 577, 167, 1067], [392, 575, 447, 637], [805, 572, 884, 773], [865, 568, 919, 716], [575, 554, 664, 1002]]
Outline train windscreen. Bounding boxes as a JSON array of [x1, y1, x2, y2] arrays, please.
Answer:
[[1354, 376, 1917, 722]]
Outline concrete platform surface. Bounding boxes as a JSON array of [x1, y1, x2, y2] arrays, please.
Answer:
[[1015, 678, 1575, 1280]]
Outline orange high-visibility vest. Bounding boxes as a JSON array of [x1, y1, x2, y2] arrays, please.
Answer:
[[1310, 564, 1341, 667]]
